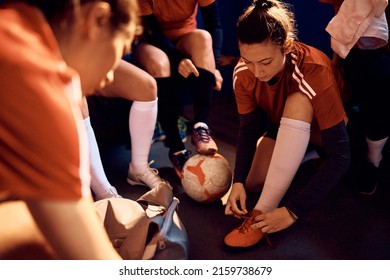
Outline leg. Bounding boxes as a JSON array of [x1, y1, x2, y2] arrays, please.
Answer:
[[344, 49, 390, 194], [176, 30, 219, 154], [133, 43, 190, 177], [176, 29, 216, 73], [254, 92, 313, 213], [81, 97, 121, 200], [99, 60, 168, 189], [245, 136, 275, 192], [101, 61, 157, 172], [177, 30, 216, 122]]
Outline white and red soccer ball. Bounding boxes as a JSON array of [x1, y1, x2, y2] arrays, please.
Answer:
[[181, 153, 232, 203]]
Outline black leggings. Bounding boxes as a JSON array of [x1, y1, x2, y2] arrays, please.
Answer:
[[344, 48, 390, 141], [156, 68, 215, 154]]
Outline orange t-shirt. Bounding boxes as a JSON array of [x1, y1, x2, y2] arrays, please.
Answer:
[[233, 42, 346, 145], [138, 0, 215, 41], [0, 3, 91, 201]]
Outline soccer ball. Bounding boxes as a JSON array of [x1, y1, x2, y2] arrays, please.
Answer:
[[181, 153, 232, 203]]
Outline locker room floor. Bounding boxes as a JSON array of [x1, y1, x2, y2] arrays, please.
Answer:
[[93, 91, 390, 260]]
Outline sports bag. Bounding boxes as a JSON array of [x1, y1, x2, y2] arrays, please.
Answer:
[[94, 183, 189, 260]]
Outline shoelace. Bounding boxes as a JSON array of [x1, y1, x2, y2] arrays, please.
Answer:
[[237, 215, 254, 233], [237, 215, 273, 247], [141, 161, 166, 187], [194, 127, 212, 143]]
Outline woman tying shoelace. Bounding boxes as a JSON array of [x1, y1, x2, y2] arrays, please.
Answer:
[[223, 0, 350, 248]]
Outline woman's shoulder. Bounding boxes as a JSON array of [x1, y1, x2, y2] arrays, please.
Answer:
[[291, 42, 334, 72], [289, 42, 341, 92]]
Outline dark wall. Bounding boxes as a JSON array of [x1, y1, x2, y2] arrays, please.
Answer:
[[197, 0, 335, 96], [212, 0, 334, 58]]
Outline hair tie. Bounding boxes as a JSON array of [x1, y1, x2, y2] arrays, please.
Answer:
[[254, 0, 270, 10]]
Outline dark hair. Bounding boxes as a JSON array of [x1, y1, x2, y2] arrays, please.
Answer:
[[24, 0, 139, 32], [237, 0, 297, 47]]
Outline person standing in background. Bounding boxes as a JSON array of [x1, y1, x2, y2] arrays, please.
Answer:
[[322, 0, 389, 195]]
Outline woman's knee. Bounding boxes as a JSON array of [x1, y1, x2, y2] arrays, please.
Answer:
[[146, 58, 171, 78], [133, 44, 171, 77], [141, 74, 158, 100], [192, 30, 212, 49], [177, 29, 213, 55]]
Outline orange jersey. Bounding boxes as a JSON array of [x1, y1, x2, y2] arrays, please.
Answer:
[[233, 42, 346, 144], [138, 0, 215, 41], [0, 3, 91, 201]]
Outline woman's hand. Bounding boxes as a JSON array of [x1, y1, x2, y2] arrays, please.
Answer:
[[251, 207, 296, 233], [214, 69, 223, 91], [178, 58, 199, 78], [224, 182, 248, 218]]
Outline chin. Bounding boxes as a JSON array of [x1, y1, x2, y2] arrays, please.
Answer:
[[257, 76, 270, 82]]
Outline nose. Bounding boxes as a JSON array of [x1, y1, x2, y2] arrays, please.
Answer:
[[253, 63, 265, 78], [100, 70, 115, 89]]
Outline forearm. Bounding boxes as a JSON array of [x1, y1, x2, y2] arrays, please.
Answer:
[[200, 1, 223, 65], [255, 118, 311, 212], [26, 197, 121, 260]]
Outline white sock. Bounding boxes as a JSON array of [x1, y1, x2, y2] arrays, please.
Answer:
[[255, 117, 311, 213], [194, 122, 208, 129], [173, 149, 187, 155], [366, 136, 388, 167], [83, 116, 113, 197], [129, 99, 158, 173]]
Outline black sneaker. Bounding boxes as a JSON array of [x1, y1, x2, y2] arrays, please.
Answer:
[[169, 149, 191, 179], [353, 161, 378, 195]]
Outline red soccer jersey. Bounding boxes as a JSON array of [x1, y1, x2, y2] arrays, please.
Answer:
[[138, 0, 215, 41], [233, 42, 346, 145], [0, 3, 91, 201]]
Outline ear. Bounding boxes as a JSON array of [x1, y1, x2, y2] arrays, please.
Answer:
[[85, 2, 112, 40], [283, 38, 294, 54]]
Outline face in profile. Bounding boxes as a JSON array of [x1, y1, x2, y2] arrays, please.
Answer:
[[78, 1, 138, 95], [239, 40, 286, 82], [92, 24, 136, 93]]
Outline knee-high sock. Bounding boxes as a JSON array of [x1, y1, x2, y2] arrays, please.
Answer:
[[366, 136, 388, 167], [155, 77, 185, 154], [129, 99, 158, 173], [191, 68, 215, 124], [255, 117, 311, 213], [84, 116, 112, 197]]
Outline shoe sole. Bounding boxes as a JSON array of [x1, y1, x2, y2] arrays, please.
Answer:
[[196, 147, 218, 155], [126, 177, 150, 189], [223, 240, 263, 251]]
